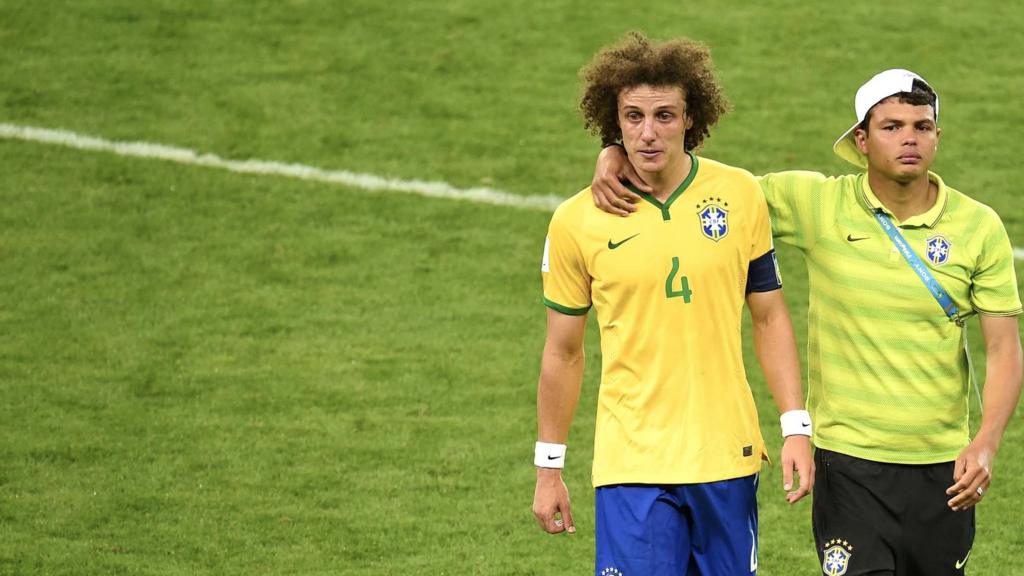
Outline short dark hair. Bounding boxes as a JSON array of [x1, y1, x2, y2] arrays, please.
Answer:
[[859, 79, 937, 132], [579, 31, 729, 151]]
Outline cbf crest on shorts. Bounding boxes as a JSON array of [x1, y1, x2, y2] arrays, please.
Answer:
[[925, 234, 951, 266], [821, 539, 854, 576], [697, 198, 729, 242]]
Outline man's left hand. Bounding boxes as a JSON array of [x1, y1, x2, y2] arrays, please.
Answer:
[[781, 435, 814, 504], [946, 440, 995, 511]]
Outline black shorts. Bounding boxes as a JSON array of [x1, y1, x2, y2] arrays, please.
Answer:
[[813, 448, 975, 576]]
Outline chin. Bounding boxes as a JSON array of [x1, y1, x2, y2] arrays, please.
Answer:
[[883, 161, 925, 180], [891, 172, 923, 186], [636, 159, 665, 173]]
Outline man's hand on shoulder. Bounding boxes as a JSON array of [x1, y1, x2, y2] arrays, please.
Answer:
[[592, 145, 647, 216]]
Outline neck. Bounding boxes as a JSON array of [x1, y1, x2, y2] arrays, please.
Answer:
[[866, 170, 937, 221], [640, 152, 692, 202]]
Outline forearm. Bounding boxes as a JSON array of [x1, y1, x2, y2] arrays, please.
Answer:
[[748, 291, 814, 501], [975, 335, 1024, 449], [751, 297, 804, 413], [537, 344, 585, 443]]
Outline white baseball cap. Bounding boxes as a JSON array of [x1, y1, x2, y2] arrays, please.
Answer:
[[832, 68, 939, 168]]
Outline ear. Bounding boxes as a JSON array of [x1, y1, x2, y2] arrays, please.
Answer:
[[854, 127, 868, 154], [935, 126, 942, 149], [684, 112, 694, 131]]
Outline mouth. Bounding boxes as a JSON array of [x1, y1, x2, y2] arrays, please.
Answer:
[[897, 153, 922, 164], [636, 149, 662, 160]]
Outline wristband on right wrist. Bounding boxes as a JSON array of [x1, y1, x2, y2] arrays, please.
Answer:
[[780, 409, 812, 437]]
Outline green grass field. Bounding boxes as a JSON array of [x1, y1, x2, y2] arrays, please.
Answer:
[[1, 1, 1022, 574]]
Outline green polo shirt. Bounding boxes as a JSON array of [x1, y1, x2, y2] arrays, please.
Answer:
[[760, 170, 1022, 464]]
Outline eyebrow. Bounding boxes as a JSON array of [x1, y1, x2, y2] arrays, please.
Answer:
[[620, 104, 682, 111], [877, 116, 935, 125]]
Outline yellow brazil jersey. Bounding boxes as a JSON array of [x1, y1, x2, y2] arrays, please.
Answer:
[[542, 154, 776, 486], [760, 170, 1023, 464]]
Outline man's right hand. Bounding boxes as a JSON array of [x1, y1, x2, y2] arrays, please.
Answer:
[[591, 145, 648, 216], [532, 467, 575, 534]]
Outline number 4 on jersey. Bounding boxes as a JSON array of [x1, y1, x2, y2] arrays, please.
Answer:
[[665, 256, 693, 302]]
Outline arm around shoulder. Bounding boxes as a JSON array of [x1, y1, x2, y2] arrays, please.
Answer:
[[757, 170, 832, 251]]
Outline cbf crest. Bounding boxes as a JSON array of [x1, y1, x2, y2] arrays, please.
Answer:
[[696, 197, 729, 242], [926, 235, 951, 266], [821, 539, 854, 576]]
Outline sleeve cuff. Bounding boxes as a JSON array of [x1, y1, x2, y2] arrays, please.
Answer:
[[543, 297, 590, 316]]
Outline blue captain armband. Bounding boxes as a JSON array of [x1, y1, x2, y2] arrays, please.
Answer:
[[746, 249, 783, 293]]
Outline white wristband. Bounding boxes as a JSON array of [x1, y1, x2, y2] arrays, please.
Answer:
[[780, 409, 812, 437], [534, 441, 566, 468]]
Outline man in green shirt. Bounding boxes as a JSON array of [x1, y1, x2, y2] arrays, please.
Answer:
[[591, 69, 1023, 575]]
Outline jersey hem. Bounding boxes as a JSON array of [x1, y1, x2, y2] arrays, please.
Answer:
[[592, 463, 763, 487], [813, 438, 964, 465]]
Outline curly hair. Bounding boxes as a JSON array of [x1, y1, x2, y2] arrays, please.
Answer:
[[579, 32, 729, 151]]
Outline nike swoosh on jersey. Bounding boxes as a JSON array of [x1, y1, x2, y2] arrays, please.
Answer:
[[608, 234, 640, 249], [846, 234, 870, 242]]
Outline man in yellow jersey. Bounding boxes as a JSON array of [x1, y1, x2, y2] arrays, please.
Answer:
[[591, 69, 1023, 575], [531, 32, 813, 575]]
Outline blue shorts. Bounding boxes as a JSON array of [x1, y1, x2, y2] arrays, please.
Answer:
[[595, 475, 759, 576]]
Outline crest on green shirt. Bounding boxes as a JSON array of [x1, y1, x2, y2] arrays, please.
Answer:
[[926, 234, 952, 266]]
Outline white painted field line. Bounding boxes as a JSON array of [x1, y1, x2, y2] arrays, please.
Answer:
[[1, 122, 1023, 261], [0, 123, 565, 212]]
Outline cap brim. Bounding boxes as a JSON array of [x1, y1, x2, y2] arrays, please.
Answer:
[[832, 122, 868, 169]]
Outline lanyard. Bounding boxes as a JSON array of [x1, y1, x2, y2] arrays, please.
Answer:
[[872, 209, 981, 413], [872, 210, 961, 325]]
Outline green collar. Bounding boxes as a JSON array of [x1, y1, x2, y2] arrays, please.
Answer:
[[626, 152, 699, 221], [857, 171, 948, 228]]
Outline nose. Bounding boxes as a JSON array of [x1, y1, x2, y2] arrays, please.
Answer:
[[640, 118, 656, 141], [901, 127, 917, 146]]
